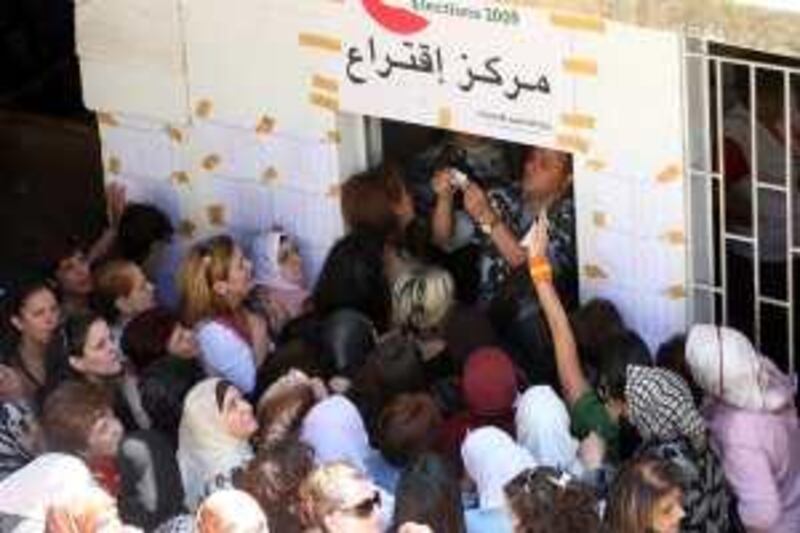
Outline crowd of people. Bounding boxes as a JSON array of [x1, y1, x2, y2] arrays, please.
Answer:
[[0, 137, 798, 533]]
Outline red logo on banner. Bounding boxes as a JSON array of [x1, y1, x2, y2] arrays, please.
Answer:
[[362, 0, 430, 35]]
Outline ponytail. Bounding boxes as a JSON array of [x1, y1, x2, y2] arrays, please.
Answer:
[[178, 235, 236, 325]]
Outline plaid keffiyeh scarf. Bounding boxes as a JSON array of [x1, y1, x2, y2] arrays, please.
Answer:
[[625, 365, 707, 449]]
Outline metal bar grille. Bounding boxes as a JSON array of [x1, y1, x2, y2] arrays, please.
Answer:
[[685, 39, 799, 376]]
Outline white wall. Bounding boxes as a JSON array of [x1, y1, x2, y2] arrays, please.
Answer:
[[76, 1, 689, 350]]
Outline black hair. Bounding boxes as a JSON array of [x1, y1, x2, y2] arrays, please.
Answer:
[[117, 203, 173, 264], [320, 309, 377, 377], [139, 357, 204, 445], [655, 333, 701, 405], [312, 231, 391, 332], [390, 454, 465, 533], [0, 276, 59, 355], [596, 329, 652, 402], [45, 312, 106, 390]]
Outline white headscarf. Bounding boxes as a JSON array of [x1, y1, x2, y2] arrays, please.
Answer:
[[515, 386, 582, 476], [250, 230, 300, 291], [300, 395, 372, 472], [461, 427, 537, 510], [177, 378, 254, 510], [686, 324, 796, 412], [196, 489, 269, 532], [0, 453, 95, 528]]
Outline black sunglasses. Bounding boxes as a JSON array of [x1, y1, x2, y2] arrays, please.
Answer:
[[341, 491, 381, 518]]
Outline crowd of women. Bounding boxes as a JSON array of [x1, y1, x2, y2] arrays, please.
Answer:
[[0, 136, 798, 533]]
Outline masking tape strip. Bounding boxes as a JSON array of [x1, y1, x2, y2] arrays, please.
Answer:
[[202, 154, 222, 171], [195, 99, 213, 119], [262, 167, 280, 183], [563, 57, 598, 77], [310, 92, 340, 112], [660, 230, 686, 245], [108, 156, 122, 175], [171, 171, 191, 185], [664, 285, 687, 300], [550, 12, 606, 33], [312, 75, 339, 93], [556, 133, 590, 154], [177, 219, 197, 238], [326, 130, 342, 144], [560, 112, 596, 130], [298, 33, 342, 53], [207, 204, 226, 227], [656, 164, 682, 183], [592, 211, 607, 228], [166, 126, 184, 143], [583, 264, 609, 280], [256, 115, 276, 135], [97, 112, 119, 127], [585, 159, 606, 172], [438, 107, 453, 129]]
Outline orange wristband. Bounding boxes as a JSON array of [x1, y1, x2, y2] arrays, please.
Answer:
[[529, 255, 553, 283]]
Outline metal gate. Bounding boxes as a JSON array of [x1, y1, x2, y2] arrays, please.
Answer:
[[685, 38, 800, 375]]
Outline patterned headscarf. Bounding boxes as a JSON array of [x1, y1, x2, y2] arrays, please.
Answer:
[[625, 365, 707, 450]]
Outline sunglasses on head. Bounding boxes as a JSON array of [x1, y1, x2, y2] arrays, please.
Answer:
[[341, 491, 381, 518]]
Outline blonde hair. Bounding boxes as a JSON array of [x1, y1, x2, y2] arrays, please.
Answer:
[[45, 486, 120, 533], [392, 267, 455, 333], [299, 462, 369, 528], [196, 489, 269, 533], [178, 234, 237, 325]]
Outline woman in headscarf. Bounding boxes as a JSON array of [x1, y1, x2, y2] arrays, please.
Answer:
[[514, 385, 606, 487], [461, 427, 535, 533], [625, 365, 737, 533], [300, 394, 398, 493], [250, 230, 310, 326], [686, 325, 800, 533], [438, 347, 520, 468], [177, 378, 257, 510], [0, 453, 96, 532]]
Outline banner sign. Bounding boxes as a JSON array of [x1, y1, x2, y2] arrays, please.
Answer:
[[340, 1, 569, 147]]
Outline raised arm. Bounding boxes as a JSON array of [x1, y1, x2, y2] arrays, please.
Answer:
[[527, 215, 589, 405], [463, 183, 526, 267], [430, 169, 456, 248], [87, 182, 127, 265]]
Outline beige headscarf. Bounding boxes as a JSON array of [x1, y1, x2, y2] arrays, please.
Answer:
[[177, 378, 254, 510], [0, 453, 96, 531], [686, 324, 796, 412]]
